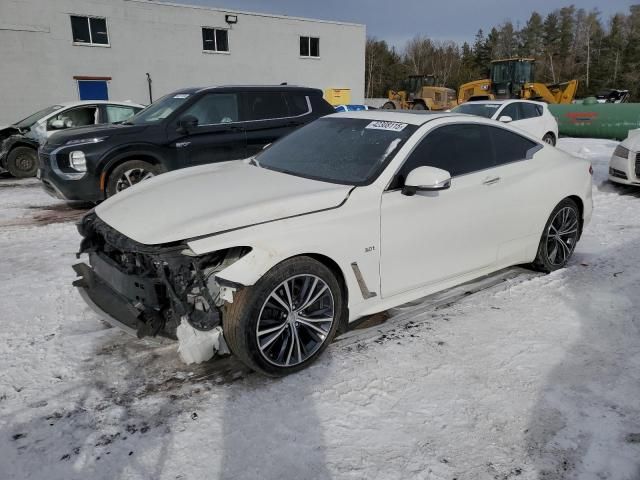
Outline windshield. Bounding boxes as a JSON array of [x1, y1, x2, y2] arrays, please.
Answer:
[[255, 117, 418, 185], [127, 93, 192, 125], [452, 103, 501, 118], [14, 105, 63, 128]]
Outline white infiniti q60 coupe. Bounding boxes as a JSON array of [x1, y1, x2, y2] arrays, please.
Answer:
[[73, 111, 593, 376]]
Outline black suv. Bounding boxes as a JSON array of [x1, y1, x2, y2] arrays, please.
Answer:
[[39, 86, 334, 201]]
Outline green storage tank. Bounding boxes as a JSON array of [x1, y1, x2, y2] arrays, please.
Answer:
[[549, 99, 640, 140]]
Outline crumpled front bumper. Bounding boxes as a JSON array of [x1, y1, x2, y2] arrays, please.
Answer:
[[72, 261, 175, 344]]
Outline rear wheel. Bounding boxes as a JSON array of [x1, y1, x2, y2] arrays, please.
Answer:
[[223, 256, 343, 376], [106, 160, 160, 198], [6, 146, 38, 178], [542, 133, 556, 146], [532, 198, 581, 272], [412, 102, 426, 110], [382, 101, 396, 110]]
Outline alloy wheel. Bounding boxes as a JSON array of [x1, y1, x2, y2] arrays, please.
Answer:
[[256, 274, 335, 367], [115, 167, 155, 192], [545, 206, 579, 266]]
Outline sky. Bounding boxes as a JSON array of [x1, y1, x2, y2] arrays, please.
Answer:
[[164, 0, 636, 48]]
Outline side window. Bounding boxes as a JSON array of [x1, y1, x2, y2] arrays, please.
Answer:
[[500, 103, 521, 121], [47, 106, 98, 130], [105, 105, 137, 123], [489, 126, 538, 165], [245, 92, 289, 120], [285, 93, 310, 116], [391, 124, 494, 188], [181, 93, 239, 125], [521, 103, 542, 119]]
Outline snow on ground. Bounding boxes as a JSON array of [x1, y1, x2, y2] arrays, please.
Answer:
[[1, 140, 640, 480]]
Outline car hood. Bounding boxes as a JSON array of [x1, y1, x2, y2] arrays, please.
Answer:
[[46, 123, 149, 146], [95, 161, 353, 245]]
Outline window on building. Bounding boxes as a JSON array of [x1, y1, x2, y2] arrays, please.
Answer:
[[70, 15, 109, 45], [202, 28, 229, 52], [300, 36, 320, 57]]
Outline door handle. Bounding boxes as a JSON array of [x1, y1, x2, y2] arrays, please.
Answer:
[[482, 176, 501, 185]]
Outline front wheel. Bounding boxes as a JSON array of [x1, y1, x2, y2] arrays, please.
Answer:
[[382, 101, 396, 110], [411, 102, 426, 110], [105, 160, 160, 198], [6, 146, 38, 178], [223, 256, 343, 376], [532, 198, 581, 272], [542, 133, 556, 146]]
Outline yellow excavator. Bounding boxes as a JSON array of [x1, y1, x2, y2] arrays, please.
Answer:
[[383, 74, 457, 111], [457, 58, 578, 104]]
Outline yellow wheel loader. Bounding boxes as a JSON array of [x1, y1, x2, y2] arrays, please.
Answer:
[[457, 58, 578, 104], [383, 75, 457, 111]]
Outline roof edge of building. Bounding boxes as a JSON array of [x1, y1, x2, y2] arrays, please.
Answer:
[[124, 0, 366, 28]]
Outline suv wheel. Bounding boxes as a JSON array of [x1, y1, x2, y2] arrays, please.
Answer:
[[106, 160, 160, 198], [7, 146, 38, 178], [223, 256, 343, 376]]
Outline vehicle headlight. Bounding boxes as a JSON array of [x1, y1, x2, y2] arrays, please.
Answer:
[[64, 136, 108, 147], [613, 145, 630, 159], [69, 151, 87, 172]]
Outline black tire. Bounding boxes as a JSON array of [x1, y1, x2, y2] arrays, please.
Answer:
[[412, 102, 427, 110], [6, 146, 38, 178], [223, 256, 344, 376], [542, 132, 556, 146], [532, 198, 581, 273], [105, 160, 161, 198], [382, 101, 396, 110]]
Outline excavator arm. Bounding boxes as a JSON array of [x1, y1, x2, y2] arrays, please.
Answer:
[[523, 80, 579, 104]]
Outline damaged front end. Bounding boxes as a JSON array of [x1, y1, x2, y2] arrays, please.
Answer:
[[72, 212, 249, 361]]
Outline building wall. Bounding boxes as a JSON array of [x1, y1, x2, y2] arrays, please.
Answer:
[[0, 0, 365, 124]]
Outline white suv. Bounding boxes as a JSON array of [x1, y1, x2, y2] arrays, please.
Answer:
[[452, 100, 559, 145]]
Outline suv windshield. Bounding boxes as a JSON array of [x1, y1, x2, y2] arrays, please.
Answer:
[[255, 117, 418, 185], [127, 93, 192, 125], [14, 105, 63, 128], [452, 103, 501, 118]]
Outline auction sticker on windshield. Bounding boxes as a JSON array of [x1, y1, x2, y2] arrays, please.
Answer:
[[365, 121, 408, 132]]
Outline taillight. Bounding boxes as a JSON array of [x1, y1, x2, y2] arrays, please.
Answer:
[[589, 165, 593, 176]]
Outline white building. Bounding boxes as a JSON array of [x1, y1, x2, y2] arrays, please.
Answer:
[[0, 0, 366, 124]]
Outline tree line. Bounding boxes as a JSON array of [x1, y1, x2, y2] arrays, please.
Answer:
[[365, 4, 640, 100]]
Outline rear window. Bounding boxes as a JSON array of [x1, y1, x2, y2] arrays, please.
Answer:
[[490, 126, 539, 164], [245, 92, 289, 120], [286, 93, 310, 116], [453, 103, 501, 118]]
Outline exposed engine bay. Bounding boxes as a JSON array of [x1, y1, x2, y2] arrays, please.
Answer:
[[73, 212, 250, 360]]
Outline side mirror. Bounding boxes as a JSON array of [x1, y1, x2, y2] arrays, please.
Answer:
[[402, 166, 451, 196], [177, 115, 199, 133], [498, 115, 513, 123]]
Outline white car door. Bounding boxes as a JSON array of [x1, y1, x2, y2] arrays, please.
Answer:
[[380, 123, 502, 297], [484, 125, 545, 263]]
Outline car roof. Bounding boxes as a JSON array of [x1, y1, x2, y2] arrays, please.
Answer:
[[187, 85, 322, 95], [327, 110, 456, 126], [460, 99, 546, 107], [56, 100, 145, 108]]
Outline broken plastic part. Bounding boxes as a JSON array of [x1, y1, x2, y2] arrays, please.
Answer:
[[176, 319, 229, 364]]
